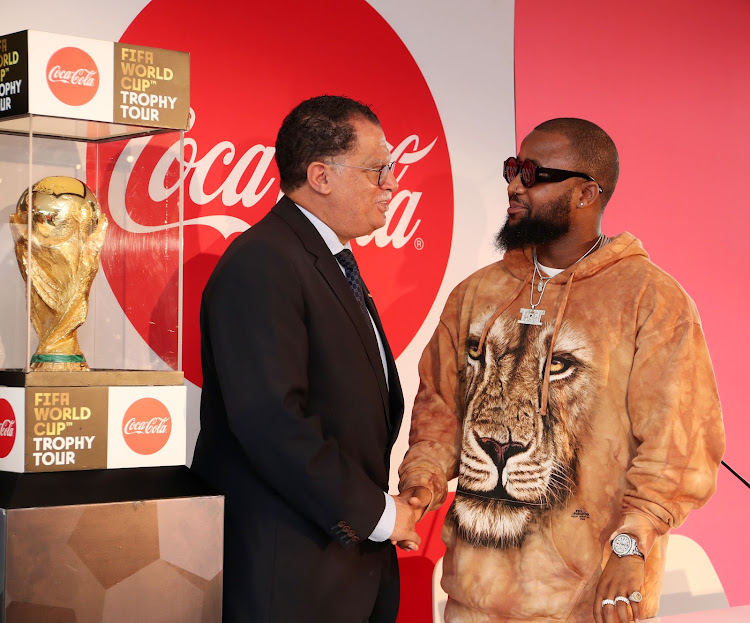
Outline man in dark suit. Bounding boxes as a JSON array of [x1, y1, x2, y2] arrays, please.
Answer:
[[192, 95, 421, 623]]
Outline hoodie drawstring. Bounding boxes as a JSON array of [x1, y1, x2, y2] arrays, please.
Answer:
[[471, 269, 576, 416], [539, 272, 575, 416]]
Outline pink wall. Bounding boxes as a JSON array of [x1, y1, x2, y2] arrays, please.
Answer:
[[514, 0, 750, 608], [399, 3, 750, 620]]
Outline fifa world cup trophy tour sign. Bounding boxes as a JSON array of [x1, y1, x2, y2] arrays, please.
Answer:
[[0, 30, 190, 475]]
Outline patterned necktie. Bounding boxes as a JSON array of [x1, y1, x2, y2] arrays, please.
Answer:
[[335, 249, 368, 316], [336, 249, 388, 391]]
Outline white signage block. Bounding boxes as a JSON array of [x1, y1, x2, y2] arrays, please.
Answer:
[[107, 385, 186, 469]]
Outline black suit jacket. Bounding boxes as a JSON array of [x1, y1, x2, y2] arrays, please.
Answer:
[[192, 196, 405, 623]]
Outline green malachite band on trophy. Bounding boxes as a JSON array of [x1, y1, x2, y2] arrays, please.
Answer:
[[31, 354, 86, 363]]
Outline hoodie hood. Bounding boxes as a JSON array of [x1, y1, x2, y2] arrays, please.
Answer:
[[503, 231, 649, 282]]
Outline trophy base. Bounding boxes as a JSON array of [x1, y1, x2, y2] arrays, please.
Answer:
[[30, 361, 91, 372], [0, 369, 186, 473]]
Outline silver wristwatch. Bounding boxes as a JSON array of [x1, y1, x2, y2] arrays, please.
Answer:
[[611, 533, 644, 558]]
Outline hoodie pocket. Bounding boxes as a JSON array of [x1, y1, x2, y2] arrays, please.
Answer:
[[440, 515, 593, 621]]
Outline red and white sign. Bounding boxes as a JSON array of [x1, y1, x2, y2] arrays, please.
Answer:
[[122, 397, 172, 455], [0, 399, 17, 459], [25, 30, 114, 122], [45, 46, 99, 106], [88, 0, 454, 387], [0, 389, 25, 472], [20, 30, 115, 121], [107, 386, 186, 469]]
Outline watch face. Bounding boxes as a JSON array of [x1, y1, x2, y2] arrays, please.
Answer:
[[612, 534, 632, 556]]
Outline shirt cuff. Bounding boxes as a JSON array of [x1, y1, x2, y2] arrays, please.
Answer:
[[368, 492, 396, 542]]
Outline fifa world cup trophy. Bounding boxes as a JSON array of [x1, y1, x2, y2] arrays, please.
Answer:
[[10, 177, 108, 371]]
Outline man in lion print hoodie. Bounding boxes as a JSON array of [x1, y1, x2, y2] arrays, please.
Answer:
[[397, 118, 724, 623]]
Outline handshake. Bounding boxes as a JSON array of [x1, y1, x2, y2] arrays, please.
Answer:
[[389, 486, 432, 551]]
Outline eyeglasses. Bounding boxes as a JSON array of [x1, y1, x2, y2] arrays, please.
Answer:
[[327, 161, 396, 186], [503, 157, 603, 193]]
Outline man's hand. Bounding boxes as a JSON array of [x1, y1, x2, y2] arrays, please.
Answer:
[[388, 494, 421, 550], [401, 486, 432, 519], [392, 486, 432, 551], [593, 554, 645, 623]]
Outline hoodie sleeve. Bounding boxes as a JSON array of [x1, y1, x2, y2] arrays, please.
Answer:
[[613, 316, 725, 556], [398, 288, 464, 510]]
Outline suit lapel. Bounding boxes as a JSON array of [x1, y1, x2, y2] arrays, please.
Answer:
[[272, 199, 390, 416]]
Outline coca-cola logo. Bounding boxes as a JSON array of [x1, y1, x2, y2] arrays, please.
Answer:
[[0, 399, 16, 458], [121, 398, 172, 455], [46, 47, 99, 106], [89, 0, 453, 386]]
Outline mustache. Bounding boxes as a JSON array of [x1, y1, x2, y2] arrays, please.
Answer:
[[509, 193, 530, 209]]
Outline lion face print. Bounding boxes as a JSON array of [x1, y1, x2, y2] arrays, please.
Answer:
[[451, 313, 596, 548]]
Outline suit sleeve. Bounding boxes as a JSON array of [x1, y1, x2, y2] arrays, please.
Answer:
[[614, 318, 725, 556], [398, 287, 464, 511], [203, 240, 386, 544]]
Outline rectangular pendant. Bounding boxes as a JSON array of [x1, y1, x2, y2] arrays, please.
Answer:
[[518, 308, 545, 326]]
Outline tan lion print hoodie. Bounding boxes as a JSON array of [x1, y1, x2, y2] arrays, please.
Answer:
[[399, 233, 724, 622]]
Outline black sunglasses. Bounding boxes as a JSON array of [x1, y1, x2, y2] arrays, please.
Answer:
[[503, 157, 603, 193]]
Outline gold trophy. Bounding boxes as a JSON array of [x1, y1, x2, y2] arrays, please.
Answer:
[[10, 177, 108, 371]]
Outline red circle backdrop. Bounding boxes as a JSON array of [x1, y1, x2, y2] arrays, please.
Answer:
[[92, 0, 453, 387], [0, 399, 16, 459]]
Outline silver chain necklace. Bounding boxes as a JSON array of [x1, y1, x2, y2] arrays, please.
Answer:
[[519, 234, 605, 326]]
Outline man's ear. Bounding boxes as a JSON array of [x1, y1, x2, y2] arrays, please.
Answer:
[[577, 181, 601, 208], [307, 161, 332, 195]]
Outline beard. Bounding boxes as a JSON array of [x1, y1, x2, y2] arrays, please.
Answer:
[[495, 189, 572, 252]]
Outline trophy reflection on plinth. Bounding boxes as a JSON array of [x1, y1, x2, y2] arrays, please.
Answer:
[[10, 176, 108, 371]]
